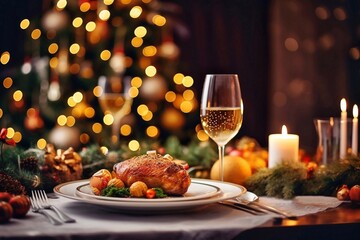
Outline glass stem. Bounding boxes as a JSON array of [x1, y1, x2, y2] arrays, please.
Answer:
[[218, 145, 225, 182]]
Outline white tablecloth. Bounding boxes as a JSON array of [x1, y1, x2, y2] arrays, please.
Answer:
[[1, 195, 342, 240]]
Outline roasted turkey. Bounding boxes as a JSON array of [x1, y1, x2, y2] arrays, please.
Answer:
[[113, 152, 191, 195]]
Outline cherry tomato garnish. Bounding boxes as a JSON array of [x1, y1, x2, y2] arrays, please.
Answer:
[[146, 189, 156, 199]]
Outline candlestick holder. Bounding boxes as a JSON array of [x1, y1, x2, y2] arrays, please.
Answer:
[[314, 118, 356, 165]]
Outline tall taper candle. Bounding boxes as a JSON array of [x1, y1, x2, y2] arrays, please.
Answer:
[[352, 104, 358, 155], [340, 98, 347, 158]]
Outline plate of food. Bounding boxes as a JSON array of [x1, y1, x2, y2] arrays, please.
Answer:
[[76, 180, 222, 202], [53, 151, 246, 212]]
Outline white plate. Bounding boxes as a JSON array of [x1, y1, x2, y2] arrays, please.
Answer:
[[76, 180, 222, 202], [54, 178, 246, 212]]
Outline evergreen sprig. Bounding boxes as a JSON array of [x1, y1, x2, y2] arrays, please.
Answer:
[[245, 156, 360, 199]]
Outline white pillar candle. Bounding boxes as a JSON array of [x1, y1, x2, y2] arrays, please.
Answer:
[[340, 98, 347, 158], [268, 125, 299, 168], [352, 104, 358, 155]]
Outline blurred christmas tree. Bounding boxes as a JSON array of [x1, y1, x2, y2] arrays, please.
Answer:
[[0, 0, 204, 150]]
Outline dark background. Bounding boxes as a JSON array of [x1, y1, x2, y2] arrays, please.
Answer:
[[1, 0, 359, 154]]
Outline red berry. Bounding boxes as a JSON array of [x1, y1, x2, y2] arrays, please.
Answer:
[[9, 195, 31, 218], [0, 201, 13, 223], [0, 192, 13, 202]]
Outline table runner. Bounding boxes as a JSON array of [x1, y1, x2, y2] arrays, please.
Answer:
[[1, 195, 342, 240]]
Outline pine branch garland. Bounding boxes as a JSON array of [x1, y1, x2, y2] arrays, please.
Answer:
[[245, 156, 360, 199]]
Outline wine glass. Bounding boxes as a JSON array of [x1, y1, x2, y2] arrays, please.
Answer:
[[200, 74, 243, 181], [98, 75, 133, 145]]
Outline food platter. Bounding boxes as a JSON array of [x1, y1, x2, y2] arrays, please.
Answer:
[[54, 178, 246, 212], [75, 180, 222, 202]]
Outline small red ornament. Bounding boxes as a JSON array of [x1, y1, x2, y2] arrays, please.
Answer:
[[349, 185, 360, 202], [9, 195, 31, 218], [336, 185, 350, 201], [0, 192, 13, 202], [0, 201, 13, 223]]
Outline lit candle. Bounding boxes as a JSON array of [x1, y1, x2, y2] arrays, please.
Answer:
[[352, 104, 358, 155], [268, 125, 299, 168], [340, 98, 347, 158]]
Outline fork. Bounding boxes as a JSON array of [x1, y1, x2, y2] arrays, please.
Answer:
[[30, 195, 62, 225], [32, 190, 76, 223]]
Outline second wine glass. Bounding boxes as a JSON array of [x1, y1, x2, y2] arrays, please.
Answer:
[[98, 75, 133, 145], [200, 74, 243, 182]]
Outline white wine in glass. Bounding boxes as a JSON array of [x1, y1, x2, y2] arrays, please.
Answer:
[[98, 75, 133, 145], [200, 74, 243, 181]]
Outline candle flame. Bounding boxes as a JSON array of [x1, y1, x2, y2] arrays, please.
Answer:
[[281, 125, 287, 135], [340, 98, 347, 112], [353, 104, 358, 118]]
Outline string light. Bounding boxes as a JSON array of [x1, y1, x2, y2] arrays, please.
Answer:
[[130, 6, 142, 18], [0, 52, 10, 65], [20, 19, 30, 29], [3, 77, 13, 88], [128, 140, 140, 151]]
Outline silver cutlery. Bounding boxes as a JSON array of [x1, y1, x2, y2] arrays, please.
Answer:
[[30, 195, 62, 225], [219, 201, 266, 215], [236, 192, 297, 219], [32, 190, 76, 223]]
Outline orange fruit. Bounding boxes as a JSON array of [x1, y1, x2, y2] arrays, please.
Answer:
[[210, 156, 252, 185]]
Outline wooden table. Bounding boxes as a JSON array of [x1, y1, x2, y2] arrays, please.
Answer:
[[236, 202, 360, 240]]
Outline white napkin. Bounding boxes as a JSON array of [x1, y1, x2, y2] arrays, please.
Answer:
[[259, 195, 342, 216]]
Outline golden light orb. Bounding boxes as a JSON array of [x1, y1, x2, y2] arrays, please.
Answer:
[[173, 73, 184, 84], [57, 115, 67, 126], [69, 43, 80, 54], [131, 37, 143, 48], [137, 104, 149, 116], [67, 96, 76, 107], [130, 6, 142, 18], [103, 113, 114, 125], [100, 50, 111, 61], [128, 140, 140, 151], [37, 138, 47, 149], [57, 0, 67, 9], [152, 15, 166, 26], [92, 123, 102, 133], [85, 21, 96, 32], [93, 86, 103, 97], [72, 17, 83, 28], [49, 57, 58, 68], [120, 124, 132, 136], [73, 91, 83, 103], [31, 29, 41, 40], [99, 10, 111, 21], [146, 126, 159, 138], [48, 43, 59, 54], [6, 128, 15, 138], [165, 91, 176, 102], [13, 90, 23, 101], [80, 2, 91, 12], [13, 132, 22, 143], [20, 19, 30, 30], [1, 51, 10, 65], [145, 65, 156, 77], [3, 77, 13, 88], [142, 45, 157, 57], [134, 26, 147, 38], [66, 116, 76, 127], [104, 0, 114, 5], [128, 87, 139, 98], [131, 77, 142, 88], [84, 107, 95, 118], [142, 111, 153, 121], [182, 76, 194, 87], [197, 130, 209, 141]]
